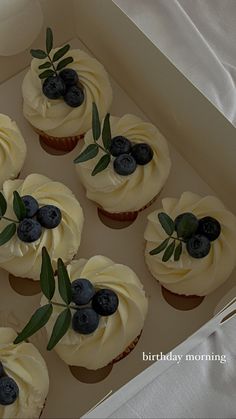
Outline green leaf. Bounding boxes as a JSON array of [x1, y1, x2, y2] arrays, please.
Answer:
[[102, 113, 112, 150], [0, 223, 16, 246], [92, 103, 101, 141], [46, 27, 53, 54], [38, 61, 52, 70], [174, 242, 182, 261], [53, 44, 70, 62], [56, 57, 74, 71], [149, 238, 170, 255], [73, 144, 99, 164], [0, 193, 7, 217], [158, 212, 175, 236], [92, 154, 110, 176], [47, 308, 71, 350], [13, 191, 26, 221], [57, 259, 72, 305], [162, 240, 176, 262], [39, 69, 55, 79], [14, 304, 53, 344], [40, 247, 55, 300], [30, 49, 47, 59]]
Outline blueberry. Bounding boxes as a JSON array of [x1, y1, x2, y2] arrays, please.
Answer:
[[197, 216, 221, 242], [72, 308, 99, 335], [131, 143, 153, 165], [17, 219, 42, 243], [110, 136, 132, 157], [92, 289, 119, 316], [0, 363, 5, 378], [71, 278, 95, 305], [186, 234, 211, 259], [0, 376, 19, 406], [21, 195, 39, 218], [37, 205, 62, 229], [64, 85, 84, 108], [42, 75, 66, 100], [59, 68, 79, 88], [174, 213, 199, 240], [113, 154, 137, 176]]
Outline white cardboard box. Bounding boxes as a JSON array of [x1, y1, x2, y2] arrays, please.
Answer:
[[0, 1, 235, 417]]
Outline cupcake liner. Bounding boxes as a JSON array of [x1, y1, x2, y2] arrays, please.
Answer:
[[33, 127, 84, 152], [8, 274, 41, 296], [98, 195, 158, 222], [112, 333, 142, 364]]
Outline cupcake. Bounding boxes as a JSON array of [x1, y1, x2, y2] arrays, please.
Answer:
[[0, 174, 84, 280], [22, 28, 112, 152], [0, 114, 26, 187], [41, 255, 148, 370], [144, 192, 236, 296], [75, 106, 171, 221], [0, 327, 49, 418]]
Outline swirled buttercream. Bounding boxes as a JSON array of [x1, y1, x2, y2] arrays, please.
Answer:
[[0, 327, 49, 419], [144, 192, 236, 296], [76, 114, 171, 213], [41, 256, 148, 369], [22, 48, 112, 137], [0, 174, 84, 280], [0, 114, 26, 187]]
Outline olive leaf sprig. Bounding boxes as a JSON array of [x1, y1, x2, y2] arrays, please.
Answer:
[[30, 27, 74, 80], [149, 213, 186, 262], [0, 191, 26, 246], [14, 247, 79, 350], [74, 102, 112, 176]]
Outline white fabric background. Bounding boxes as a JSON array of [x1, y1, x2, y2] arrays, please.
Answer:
[[114, 0, 236, 126], [88, 2, 236, 418]]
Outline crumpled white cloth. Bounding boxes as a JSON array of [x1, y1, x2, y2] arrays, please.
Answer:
[[109, 317, 236, 418], [114, 0, 236, 126]]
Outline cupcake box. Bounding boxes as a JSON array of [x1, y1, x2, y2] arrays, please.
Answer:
[[0, 1, 235, 418]]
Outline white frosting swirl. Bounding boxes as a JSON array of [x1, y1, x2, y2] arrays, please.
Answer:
[[0, 327, 49, 419], [0, 114, 26, 188], [22, 48, 113, 137], [42, 256, 148, 370], [144, 192, 236, 296], [0, 174, 84, 280], [76, 115, 171, 213]]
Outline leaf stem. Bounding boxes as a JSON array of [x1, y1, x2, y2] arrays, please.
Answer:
[[170, 236, 186, 243], [51, 301, 78, 311], [47, 53, 57, 75], [95, 140, 109, 154], [0, 216, 19, 224]]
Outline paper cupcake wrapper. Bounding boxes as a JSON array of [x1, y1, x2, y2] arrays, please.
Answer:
[[33, 127, 84, 152], [112, 333, 142, 364], [98, 195, 158, 222]]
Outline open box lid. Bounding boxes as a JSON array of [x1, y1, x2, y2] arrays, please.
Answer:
[[83, 298, 236, 418]]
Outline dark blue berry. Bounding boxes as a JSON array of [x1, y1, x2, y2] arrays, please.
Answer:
[[17, 219, 42, 243], [63, 85, 84, 108], [186, 234, 211, 259], [175, 213, 199, 240], [72, 308, 99, 335], [0, 376, 19, 406], [59, 68, 79, 88], [71, 278, 95, 305], [197, 217, 221, 242], [131, 143, 153, 165], [92, 289, 119, 316], [21, 195, 39, 218], [42, 75, 66, 100], [110, 136, 132, 157], [113, 154, 137, 176], [37, 205, 62, 229]]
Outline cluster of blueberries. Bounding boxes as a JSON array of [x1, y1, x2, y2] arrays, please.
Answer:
[[42, 68, 84, 108], [70, 278, 119, 335], [175, 213, 221, 258], [0, 363, 19, 406], [17, 196, 62, 243], [109, 136, 154, 176]]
